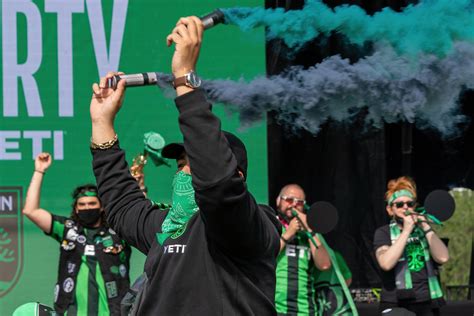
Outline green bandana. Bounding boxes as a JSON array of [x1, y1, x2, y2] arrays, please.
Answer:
[[388, 189, 414, 205], [158, 171, 199, 243], [389, 220, 443, 300], [76, 190, 98, 199]]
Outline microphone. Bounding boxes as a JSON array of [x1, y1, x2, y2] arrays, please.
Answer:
[[291, 209, 300, 220], [106, 10, 225, 89], [291, 209, 310, 231], [291, 209, 319, 248]]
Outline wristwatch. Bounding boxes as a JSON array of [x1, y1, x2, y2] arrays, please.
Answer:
[[173, 71, 202, 89]]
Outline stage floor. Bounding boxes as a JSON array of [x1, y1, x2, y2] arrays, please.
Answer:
[[356, 301, 474, 315]]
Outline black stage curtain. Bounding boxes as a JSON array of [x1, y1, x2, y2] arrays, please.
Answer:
[[265, 0, 474, 288]]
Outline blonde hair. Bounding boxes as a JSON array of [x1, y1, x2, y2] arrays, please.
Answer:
[[384, 176, 417, 203]]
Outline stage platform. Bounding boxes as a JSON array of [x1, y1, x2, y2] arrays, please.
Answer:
[[356, 301, 474, 315]]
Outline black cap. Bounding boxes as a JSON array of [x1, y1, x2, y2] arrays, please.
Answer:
[[161, 131, 248, 178], [161, 143, 185, 160]]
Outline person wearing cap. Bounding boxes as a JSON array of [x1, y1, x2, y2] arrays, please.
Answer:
[[23, 152, 131, 315], [274, 184, 331, 315], [373, 176, 449, 316], [88, 16, 281, 315]]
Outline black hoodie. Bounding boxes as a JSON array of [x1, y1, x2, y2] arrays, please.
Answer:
[[92, 89, 281, 315]]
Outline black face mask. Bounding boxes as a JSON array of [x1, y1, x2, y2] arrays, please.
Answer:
[[76, 208, 102, 227]]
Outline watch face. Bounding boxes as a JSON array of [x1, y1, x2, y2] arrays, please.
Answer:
[[186, 72, 202, 88]]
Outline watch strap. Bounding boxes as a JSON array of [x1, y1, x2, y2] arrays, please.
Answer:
[[173, 76, 187, 88]]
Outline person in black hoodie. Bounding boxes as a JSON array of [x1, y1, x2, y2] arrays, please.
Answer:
[[89, 16, 281, 315]]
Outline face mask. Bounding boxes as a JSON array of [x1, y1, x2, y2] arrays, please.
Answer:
[[161, 171, 199, 234], [76, 208, 102, 227]]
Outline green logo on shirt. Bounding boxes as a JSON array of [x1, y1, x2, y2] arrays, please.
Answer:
[[110, 266, 119, 275], [406, 242, 425, 272]]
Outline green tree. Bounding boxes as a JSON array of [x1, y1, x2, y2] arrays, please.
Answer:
[[437, 189, 473, 300]]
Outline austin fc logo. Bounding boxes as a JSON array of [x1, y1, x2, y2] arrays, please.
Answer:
[[0, 187, 23, 298]]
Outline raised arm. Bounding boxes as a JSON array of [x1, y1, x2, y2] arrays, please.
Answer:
[[23, 153, 53, 233], [309, 234, 331, 271], [280, 216, 331, 270], [418, 220, 449, 264], [90, 72, 164, 254], [167, 17, 279, 256], [375, 217, 415, 271], [298, 212, 331, 270], [279, 218, 301, 252], [90, 72, 125, 144], [176, 90, 279, 256]]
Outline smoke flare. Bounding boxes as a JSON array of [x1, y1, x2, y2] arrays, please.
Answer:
[[223, 0, 474, 56], [158, 42, 474, 136]]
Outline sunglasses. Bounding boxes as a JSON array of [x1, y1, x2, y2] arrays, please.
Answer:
[[280, 195, 306, 207], [391, 201, 416, 209]]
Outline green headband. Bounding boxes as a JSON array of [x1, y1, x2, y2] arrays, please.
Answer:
[[388, 189, 414, 205], [76, 190, 98, 199]]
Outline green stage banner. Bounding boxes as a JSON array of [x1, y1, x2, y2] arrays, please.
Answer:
[[0, 1, 266, 314]]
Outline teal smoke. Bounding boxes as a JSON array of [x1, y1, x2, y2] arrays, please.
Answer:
[[222, 0, 474, 56], [157, 42, 473, 136]]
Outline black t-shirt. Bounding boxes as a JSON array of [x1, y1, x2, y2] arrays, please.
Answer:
[[373, 225, 430, 303]]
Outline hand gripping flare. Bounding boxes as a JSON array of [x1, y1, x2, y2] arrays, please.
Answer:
[[107, 9, 225, 89]]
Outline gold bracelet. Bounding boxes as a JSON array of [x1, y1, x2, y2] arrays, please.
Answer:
[[90, 134, 118, 150]]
